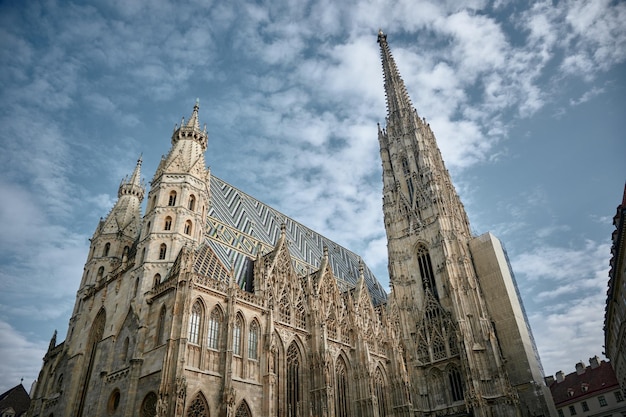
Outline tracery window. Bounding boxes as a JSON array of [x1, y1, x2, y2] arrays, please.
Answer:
[[432, 336, 446, 361], [157, 306, 166, 345], [186, 393, 209, 417], [335, 356, 349, 417], [448, 367, 464, 402], [233, 315, 242, 356], [235, 401, 252, 417], [295, 301, 306, 329], [164, 216, 172, 231], [207, 308, 222, 350], [189, 302, 202, 345], [184, 220, 192, 235], [417, 245, 438, 299], [168, 191, 177, 206], [140, 392, 157, 417], [374, 368, 387, 417], [417, 342, 430, 364], [248, 321, 259, 360], [159, 243, 167, 260], [287, 343, 301, 417], [279, 292, 290, 324], [188, 195, 196, 211], [327, 313, 337, 340]]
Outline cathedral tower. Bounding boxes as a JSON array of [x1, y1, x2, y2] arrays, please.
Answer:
[[378, 30, 522, 417]]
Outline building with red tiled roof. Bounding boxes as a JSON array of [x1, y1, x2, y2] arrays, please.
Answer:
[[0, 383, 31, 417], [547, 357, 626, 417]]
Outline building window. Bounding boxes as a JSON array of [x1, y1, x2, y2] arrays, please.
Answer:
[[417, 245, 438, 299], [188, 195, 196, 211], [336, 356, 349, 417], [248, 321, 259, 360], [599, 395, 607, 407], [108, 389, 121, 414], [157, 306, 166, 345], [97, 266, 105, 283], [581, 401, 589, 412], [168, 191, 177, 206], [295, 302, 306, 329], [186, 394, 208, 417], [448, 367, 465, 402], [233, 316, 242, 356], [235, 401, 252, 417], [557, 409, 564, 417], [103, 242, 110, 257], [207, 308, 222, 350], [374, 368, 387, 417], [287, 343, 302, 417], [153, 274, 161, 287], [279, 291, 290, 324], [159, 243, 167, 260], [188, 302, 202, 345], [164, 216, 172, 231], [568, 405, 577, 415], [616, 390, 624, 402], [140, 392, 157, 417], [184, 220, 192, 235]]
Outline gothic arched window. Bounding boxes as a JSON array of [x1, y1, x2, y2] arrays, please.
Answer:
[[189, 301, 202, 345], [159, 243, 167, 260], [157, 306, 166, 345], [188, 195, 196, 211], [140, 392, 157, 417], [186, 393, 209, 417], [279, 291, 290, 324], [97, 266, 105, 283], [168, 191, 177, 206], [208, 307, 222, 350], [153, 274, 161, 288], [448, 367, 465, 402], [233, 315, 243, 356], [295, 302, 306, 329], [103, 242, 110, 257], [417, 245, 438, 299], [327, 312, 337, 340], [374, 368, 387, 417], [401, 157, 410, 176], [432, 336, 446, 361], [235, 401, 252, 417], [248, 320, 259, 360], [184, 220, 192, 235], [335, 356, 349, 417], [164, 216, 172, 231], [287, 343, 301, 417]]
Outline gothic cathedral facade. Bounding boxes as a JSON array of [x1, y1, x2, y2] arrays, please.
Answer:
[[28, 32, 556, 417]]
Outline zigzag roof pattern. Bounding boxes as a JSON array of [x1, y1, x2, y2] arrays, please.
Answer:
[[202, 175, 388, 305]]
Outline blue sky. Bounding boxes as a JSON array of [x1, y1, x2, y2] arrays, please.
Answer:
[[0, 0, 624, 394]]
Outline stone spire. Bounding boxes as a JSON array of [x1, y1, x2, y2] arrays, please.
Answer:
[[118, 156, 145, 201], [377, 29, 414, 119]]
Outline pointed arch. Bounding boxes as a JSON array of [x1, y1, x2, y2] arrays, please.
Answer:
[[157, 305, 166, 345], [278, 289, 290, 324], [153, 273, 161, 288], [294, 300, 306, 329], [327, 311, 337, 340], [188, 194, 196, 211], [448, 365, 465, 402], [416, 244, 438, 299], [76, 308, 106, 417], [248, 319, 259, 360], [189, 300, 203, 345], [286, 342, 302, 417], [164, 216, 172, 231], [335, 354, 350, 417], [207, 305, 223, 350], [184, 219, 193, 235], [168, 190, 177, 206], [186, 392, 209, 417], [234, 400, 252, 417], [103, 242, 111, 257], [159, 243, 167, 260], [374, 366, 388, 417], [233, 313, 243, 356]]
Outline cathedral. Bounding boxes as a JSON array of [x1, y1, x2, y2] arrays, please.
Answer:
[[27, 32, 556, 417]]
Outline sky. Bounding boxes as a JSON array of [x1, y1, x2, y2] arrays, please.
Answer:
[[0, 0, 625, 395]]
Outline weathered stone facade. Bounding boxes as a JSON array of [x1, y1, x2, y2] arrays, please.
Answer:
[[28, 33, 555, 417]]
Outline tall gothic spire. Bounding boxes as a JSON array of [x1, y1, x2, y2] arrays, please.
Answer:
[[118, 156, 145, 201], [378, 29, 415, 119]]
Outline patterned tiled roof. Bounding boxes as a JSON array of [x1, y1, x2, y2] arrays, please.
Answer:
[[202, 175, 388, 305]]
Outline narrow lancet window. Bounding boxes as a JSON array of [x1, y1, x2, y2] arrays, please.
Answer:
[[417, 245, 438, 299]]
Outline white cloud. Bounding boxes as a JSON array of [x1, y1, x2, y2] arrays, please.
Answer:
[[0, 320, 47, 394]]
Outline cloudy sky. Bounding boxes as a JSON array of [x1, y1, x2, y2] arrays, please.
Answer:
[[1, 0, 625, 394]]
